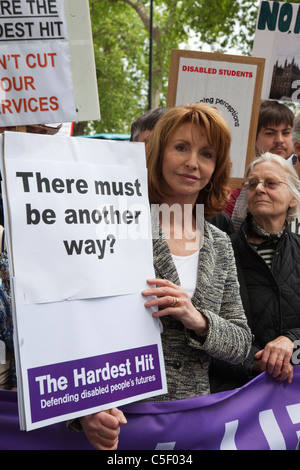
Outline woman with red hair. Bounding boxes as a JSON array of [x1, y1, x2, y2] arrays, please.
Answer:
[[70, 103, 251, 450]]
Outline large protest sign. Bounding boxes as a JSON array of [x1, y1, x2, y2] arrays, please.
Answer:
[[167, 50, 265, 187], [3, 134, 153, 303], [1, 367, 300, 450], [253, 0, 300, 102], [0, 0, 99, 126], [0, 132, 167, 430]]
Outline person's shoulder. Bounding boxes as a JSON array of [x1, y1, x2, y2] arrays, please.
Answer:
[[207, 211, 234, 235], [281, 231, 300, 259], [205, 220, 230, 242], [287, 229, 300, 245]]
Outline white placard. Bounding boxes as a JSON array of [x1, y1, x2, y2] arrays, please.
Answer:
[[0, 0, 99, 125], [175, 57, 258, 178], [0, 133, 166, 430], [253, 0, 300, 102], [166, 50, 265, 185], [5, 158, 152, 304]]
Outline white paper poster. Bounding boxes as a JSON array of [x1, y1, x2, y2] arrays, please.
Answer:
[[253, 0, 300, 102], [0, 0, 99, 125], [0, 133, 167, 430], [175, 57, 258, 178]]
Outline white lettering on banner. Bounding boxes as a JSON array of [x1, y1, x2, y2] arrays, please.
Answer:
[[35, 374, 68, 395], [73, 360, 132, 388], [259, 410, 286, 450], [41, 392, 79, 409], [135, 354, 155, 373], [220, 420, 238, 450], [154, 442, 176, 450], [221, 403, 300, 450], [286, 404, 300, 440]]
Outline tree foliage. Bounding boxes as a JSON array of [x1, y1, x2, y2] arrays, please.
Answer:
[[73, 0, 299, 136], [81, 0, 149, 135]]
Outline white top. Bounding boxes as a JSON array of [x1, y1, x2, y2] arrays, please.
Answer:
[[172, 250, 199, 298]]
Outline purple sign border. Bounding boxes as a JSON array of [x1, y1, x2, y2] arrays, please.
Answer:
[[27, 344, 162, 423]]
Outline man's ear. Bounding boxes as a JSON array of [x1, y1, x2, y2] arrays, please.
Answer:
[[294, 141, 300, 156]]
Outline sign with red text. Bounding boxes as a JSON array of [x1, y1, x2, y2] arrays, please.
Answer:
[[253, 1, 300, 102], [0, 0, 99, 126], [167, 50, 265, 186], [0, 132, 166, 430]]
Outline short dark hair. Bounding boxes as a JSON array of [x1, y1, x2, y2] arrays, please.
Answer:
[[257, 101, 294, 137], [130, 107, 167, 141]]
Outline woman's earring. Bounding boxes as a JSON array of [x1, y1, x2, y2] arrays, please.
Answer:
[[205, 181, 213, 192]]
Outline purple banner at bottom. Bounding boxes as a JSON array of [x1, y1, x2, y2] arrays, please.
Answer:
[[27, 344, 162, 423], [118, 365, 300, 450], [1, 367, 300, 450]]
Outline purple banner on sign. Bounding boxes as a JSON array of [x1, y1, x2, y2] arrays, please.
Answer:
[[27, 344, 162, 423]]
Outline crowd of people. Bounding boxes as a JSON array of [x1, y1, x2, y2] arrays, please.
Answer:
[[1, 101, 300, 451]]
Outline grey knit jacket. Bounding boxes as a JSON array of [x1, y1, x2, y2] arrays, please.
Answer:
[[151, 221, 252, 400]]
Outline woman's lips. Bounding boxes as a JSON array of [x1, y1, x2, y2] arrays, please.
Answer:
[[178, 173, 200, 182], [254, 199, 270, 204]]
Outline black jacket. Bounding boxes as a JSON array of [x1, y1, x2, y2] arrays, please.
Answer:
[[210, 222, 300, 393], [231, 224, 300, 348]]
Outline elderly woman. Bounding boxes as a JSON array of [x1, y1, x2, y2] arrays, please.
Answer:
[[211, 152, 300, 392]]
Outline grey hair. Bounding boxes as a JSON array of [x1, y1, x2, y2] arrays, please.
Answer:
[[293, 113, 300, 144], [245, 152, 300, 222]]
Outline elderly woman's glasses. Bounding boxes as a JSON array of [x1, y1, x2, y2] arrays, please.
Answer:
[[243, 178, 290, 191]]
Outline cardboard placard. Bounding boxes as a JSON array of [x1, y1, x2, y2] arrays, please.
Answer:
[[167, 50, 265, 187]]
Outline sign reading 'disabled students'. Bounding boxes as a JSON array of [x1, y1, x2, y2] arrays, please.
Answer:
[[0, 0, 99, 126], [0, 132, 167, 430], [167, 50, 265, 187], [253, 0, 300, 102]]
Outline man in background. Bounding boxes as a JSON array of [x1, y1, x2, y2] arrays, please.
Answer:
[[130, 107, 167, 143], [255, 100, 294, 159]]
